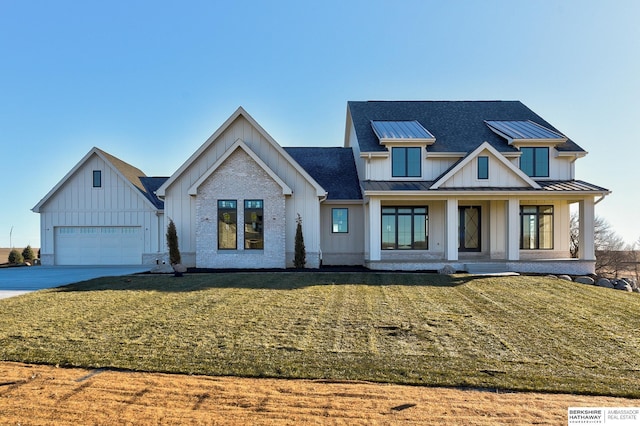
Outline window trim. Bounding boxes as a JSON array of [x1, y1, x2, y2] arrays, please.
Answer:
[[244, 199, 264, 250], [477, 156, 489, 180], [520, 147, 549, 178], [381, 206, 429, 250], [331, 208, 349, 234], [93, 170, 102, 188], [520, 205, 554, 250], [218, 200, 238, 250], [391, 147, 422, 178]]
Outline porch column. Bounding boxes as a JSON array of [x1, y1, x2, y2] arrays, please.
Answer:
[[507, 198, 520, 260], [369, 198, 381, 261], [445, 198, 458, 261], [578, 197, 596, 260]]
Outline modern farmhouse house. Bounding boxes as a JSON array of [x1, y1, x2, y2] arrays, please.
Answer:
[[33, 101, 609, 274]]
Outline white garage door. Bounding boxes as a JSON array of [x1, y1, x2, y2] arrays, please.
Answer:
[[54, 226, 143, 265]]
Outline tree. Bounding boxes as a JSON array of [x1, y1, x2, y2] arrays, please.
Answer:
[[22, 245, 35, 262], [294, 213, 306, 269], [8, 249, 23, 264], [166, 219, 181, 266], [570, 212, 627, 277]]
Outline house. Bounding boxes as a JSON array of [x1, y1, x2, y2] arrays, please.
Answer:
[[33, 101, 610, 274]]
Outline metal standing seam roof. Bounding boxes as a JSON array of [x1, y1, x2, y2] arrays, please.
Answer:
[[371, 120, 435, 141], [485, 120, 567, 141], [361, 180, 609, 193]]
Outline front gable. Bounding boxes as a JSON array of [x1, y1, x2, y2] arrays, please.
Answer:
[[432, 142, 540, 189], [157, 107, 325, 199], [32, 147, 157, 213]]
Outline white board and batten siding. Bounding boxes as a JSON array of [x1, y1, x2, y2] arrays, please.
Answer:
[[38, 153, 161, 265]]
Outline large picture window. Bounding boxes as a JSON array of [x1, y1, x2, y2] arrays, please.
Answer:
[[332, 208, 348, 233], [392, 147, 421, 177], [382, 207, 428, 250], [244, 200, 264, 249], [520, 205, 553, 249], [520, 147, 549, 177], [218, 200, 237, 250]]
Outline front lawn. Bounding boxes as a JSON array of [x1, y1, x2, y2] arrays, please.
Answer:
[[1, 272, 639, 397]]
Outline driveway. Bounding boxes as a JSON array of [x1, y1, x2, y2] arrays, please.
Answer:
[[0, 266, 152, 299]]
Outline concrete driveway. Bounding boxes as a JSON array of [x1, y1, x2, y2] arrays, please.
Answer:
[[0, 266, 152, 299]]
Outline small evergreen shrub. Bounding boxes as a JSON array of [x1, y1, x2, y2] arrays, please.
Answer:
[[294, 214, 306, 269], [166, 219, 181, 265], [8, 249, 23, 264], [22, 245, 35, 262]]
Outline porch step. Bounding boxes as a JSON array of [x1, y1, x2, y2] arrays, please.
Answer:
[[465, 263, 510, 274]]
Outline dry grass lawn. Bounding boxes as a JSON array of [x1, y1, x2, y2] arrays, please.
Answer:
[[1, 362, 637, 425]]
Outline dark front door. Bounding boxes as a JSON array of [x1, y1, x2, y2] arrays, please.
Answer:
[[459, 206, 481, 252]]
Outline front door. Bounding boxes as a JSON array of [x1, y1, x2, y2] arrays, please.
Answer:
[[459, 206, 481, 252]]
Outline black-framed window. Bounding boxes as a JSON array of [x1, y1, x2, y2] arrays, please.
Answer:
[[391, 147, 421, 177], [520, 205, 553, 249], [332, 208, 348, 233], [520, 147, 549, 177], [93, 170, 102, 188], [477, 156, 489, 180], [218, 200, 237, 250], [244, 200, 264, 249], [382, 206, 428, 250]]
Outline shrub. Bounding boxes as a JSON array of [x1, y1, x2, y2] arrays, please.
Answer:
[[166, 219, 181, 265], [294, 214, 306, 269], [22, 245, 35, 262], [8, 249, 23, 264]]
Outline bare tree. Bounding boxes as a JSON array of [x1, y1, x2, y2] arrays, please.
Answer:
[[570, 212, 626, 277]]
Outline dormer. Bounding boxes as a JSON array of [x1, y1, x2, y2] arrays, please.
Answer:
[[484, 120, 568, 147], [370, 120, 435, 179]]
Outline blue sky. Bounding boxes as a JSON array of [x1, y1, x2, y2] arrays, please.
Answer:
[[1, 0, 639, 248]]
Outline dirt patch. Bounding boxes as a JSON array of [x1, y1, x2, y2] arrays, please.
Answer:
[[0, 362, 637, 425]]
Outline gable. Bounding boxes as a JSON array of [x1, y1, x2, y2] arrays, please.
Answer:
[[432, 142, 539, 189], [32, 149, 158, 213], [157, 107, 325, 199]]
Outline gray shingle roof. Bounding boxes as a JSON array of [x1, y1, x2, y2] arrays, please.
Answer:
[[284, 147, 362, 200], [348, 101, 585, 154], [139, 177, 169, 209]]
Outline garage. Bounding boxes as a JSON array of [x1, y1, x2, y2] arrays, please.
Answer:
[[54, 226, 143, 265]]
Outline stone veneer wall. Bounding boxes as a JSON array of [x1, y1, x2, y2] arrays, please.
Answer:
[[195, 149, 286, 269]]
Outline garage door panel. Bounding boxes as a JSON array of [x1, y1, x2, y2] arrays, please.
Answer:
[[55, 226, 142, 265]]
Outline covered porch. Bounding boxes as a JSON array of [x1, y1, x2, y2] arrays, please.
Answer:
[[364, 191, 602, 275]]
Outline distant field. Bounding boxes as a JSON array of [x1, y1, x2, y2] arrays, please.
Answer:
[[0, 247, 39, 264], [1, 272, 639, 398]]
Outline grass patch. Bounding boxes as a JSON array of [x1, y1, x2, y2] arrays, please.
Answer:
[[1, 272, 639, 397]]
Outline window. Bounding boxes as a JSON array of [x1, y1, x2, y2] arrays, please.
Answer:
[[244, 200, 264, 249], [218, 200, 237, 250], [392, 147, 421, 177], [477, 156, 489, 180], [520, 147, 549, 177], [520, 205, 553, 249], [332, 208, 348, 233], [93, 170, 102, 188], [382, 207, 428, 250]]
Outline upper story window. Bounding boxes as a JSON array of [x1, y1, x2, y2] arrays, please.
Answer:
[[392, 147, 421, 178], [93, 170, 102, 188], [520, 147, 549, 177], [477, 156, 489, 180]]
